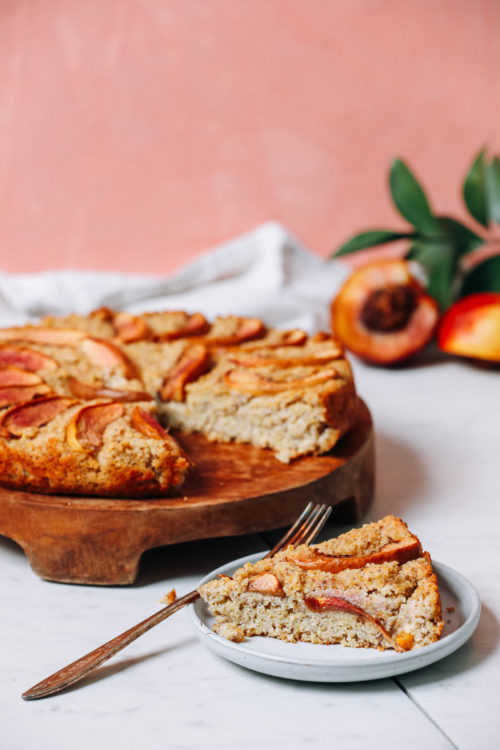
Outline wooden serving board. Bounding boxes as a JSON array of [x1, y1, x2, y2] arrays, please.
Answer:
[[0, 400, 374, 586]]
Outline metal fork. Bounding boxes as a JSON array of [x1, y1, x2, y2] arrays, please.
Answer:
[[22, 502, 332, 700]]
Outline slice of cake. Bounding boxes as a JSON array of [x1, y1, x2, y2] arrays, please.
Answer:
[[198, 515, 443, 651]]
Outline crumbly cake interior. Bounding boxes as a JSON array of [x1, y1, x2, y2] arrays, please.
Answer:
[[198, 515, 443, 651], [0, 307, 358, 496]]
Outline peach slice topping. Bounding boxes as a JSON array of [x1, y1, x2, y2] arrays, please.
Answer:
[[80, 337, 138, 379], [0, 346, 58, 372], [0, 367, 43, 387], [255, 330, 308, 348], [160, 344, 211, 402], [227, 344, 343, 369], [130, 407, 187, 456], [158, 312, 210, 341], [304, 595, 404, 651], [290, 537, 422, 573], [67, 376, 152, 402], [246, 573, 285, 597], [201, 317, 266, 347], [224, 367, 340, 394], [112, 312, 150, 343], [131, 406, 173, 442], [0, 327, 86, 346], [0, 396, 77, 436], [0, 384, 52, 408], [66, 402, 124, 452]]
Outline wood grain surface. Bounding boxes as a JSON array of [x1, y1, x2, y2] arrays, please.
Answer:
[[0, 400, 374, 585]]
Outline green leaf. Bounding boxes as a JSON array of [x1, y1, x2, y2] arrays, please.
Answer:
[[407, 239, 461, 310], [332, 229, 415, 258], [389, 159, 439, 234], [435, 217, 485, 256], [463, 149, 489, 227], [459, 254, 500, 297], [486, 157, 500, 224]]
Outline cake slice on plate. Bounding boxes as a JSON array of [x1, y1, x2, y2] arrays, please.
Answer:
[[198, 515, 443, 651]]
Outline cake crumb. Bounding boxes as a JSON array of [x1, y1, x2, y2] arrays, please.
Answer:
[[160, 588, 177, 605], [214, 621, 246, 642]]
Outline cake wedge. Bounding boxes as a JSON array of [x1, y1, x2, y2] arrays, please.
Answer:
[[198, 515, 443, 651]]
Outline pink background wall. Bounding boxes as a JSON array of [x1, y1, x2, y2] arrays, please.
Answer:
[[1, 0, 499, 274]]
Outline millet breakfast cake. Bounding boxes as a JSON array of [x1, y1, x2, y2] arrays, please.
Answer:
[[198, 515, 444, 651], [0, 307, 359, 496]]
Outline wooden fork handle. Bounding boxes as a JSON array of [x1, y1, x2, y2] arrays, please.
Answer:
[[22, 589, 200, 700]]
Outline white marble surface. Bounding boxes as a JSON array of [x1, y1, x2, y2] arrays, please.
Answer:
[[1, 350, 498, 750]]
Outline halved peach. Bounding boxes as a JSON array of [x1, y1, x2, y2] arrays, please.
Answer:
[[227, 343, 342, 369], [0, 346, 58, 372], [254, 329, 308, 348], [331, 259, 439, 365], [66, 402, 124, 452], [0, 367, 43, 387], [437, 292, 500, 363], [1, 396, 77, 436], [67, 376, 152, 402]]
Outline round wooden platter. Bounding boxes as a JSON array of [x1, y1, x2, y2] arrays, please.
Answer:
[[0, 400, 374, 586]]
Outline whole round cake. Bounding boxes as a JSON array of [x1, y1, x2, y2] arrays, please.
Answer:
[[0, 307, 358, 497]]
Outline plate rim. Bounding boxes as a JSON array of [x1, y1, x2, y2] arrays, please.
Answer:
[[188, 552, 481, 681]]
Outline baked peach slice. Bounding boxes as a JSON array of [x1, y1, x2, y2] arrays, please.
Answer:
[[204, 317, 266, 347], [66, 402, 124, 452], [304, 595, 403, 651], [157, 312, 210, 341], [80, 337, 139, 379], [246, 573, 285, 597], [67, 376, 152, 402], [0, 384, 52, 408], [0, 346, 58, 372], [130, 407, 184, 451], [131, 407, 189, 466], [0, 367, 43, 387], [0, 326, 86, 346], [160, 344, 211, 402], [290, 537, 421, 573], [112, 311, 150, 343], [0, 396, 77, 437], [437, 292, 500, 363], [224, 367, 340, 394], [331, 260, 439, 365]]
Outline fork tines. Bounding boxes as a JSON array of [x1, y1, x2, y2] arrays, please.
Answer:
[[266, 502, 332, 558]]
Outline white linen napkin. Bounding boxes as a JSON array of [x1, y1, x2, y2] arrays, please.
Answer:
[[0, 222, 349, 333]]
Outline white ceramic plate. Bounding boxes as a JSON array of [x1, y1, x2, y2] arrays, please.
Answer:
[[188, 553, 481, 682]]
